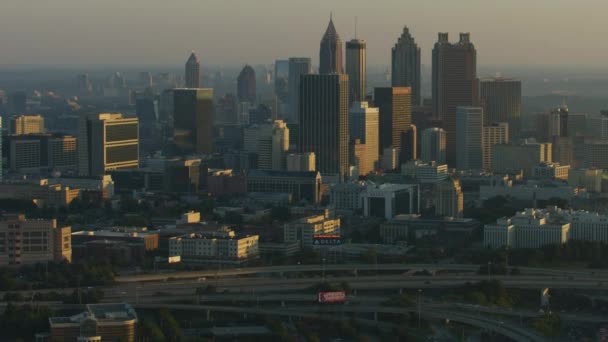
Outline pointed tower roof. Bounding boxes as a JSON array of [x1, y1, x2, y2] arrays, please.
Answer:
[[187, 51, 199, 64], [322, 13, 340, 41]]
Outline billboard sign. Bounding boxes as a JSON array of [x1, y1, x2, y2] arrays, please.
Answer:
[[318, 291, 346, 304], [312, 235, 342, 246]]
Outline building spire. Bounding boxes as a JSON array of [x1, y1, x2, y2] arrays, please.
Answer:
[[354, 16, 358, 39]]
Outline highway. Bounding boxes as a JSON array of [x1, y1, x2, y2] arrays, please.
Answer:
[[115, 263, 608, 283]]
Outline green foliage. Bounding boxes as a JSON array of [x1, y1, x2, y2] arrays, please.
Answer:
[[158, 309, 183, 341], [457, 280, 513, 307], [63, 288, 104, 304], [530, 313, 561, 337], [138, 320, 166, 342], [270, 206, 292, 222], [0, 303, 51, 339]]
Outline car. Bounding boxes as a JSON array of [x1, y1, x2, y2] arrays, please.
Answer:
[[198, 277, 207, 282]]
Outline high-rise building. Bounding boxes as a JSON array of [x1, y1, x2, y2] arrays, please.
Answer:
[[483, 122, 509, 171], [10, 114, 44, 135], [287, 57, 312, 123], [286, 153, 316, 172], [299, 74, 349, 176], [237, 65, 257, 104], [7, 91, 26, 115], [493, 140, 553, 176], [420, 127, 447, 164], [373, 87, 412, 159], [7, 134, 77, 173], [391, 26, 421, 106], [0, 117, 2, 182], [456, 106, 483, 170], [480, 77, 521, 139], [78, 113, 139, 176], [345, 39, 366, 102], [319, 14, 343, 74], [401, 124, 417, 162], [432, 33, 479, 166], [349, 101, 379, 175], [434, 178, 464, 218], [243, 120, 289, 170], [173, 88, 214, 155], [185, 51, 201, 88]]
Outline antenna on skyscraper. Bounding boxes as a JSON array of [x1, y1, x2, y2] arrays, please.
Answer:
[[355, 16, 358, 39]]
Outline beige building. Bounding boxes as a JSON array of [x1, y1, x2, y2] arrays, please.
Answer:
[[169, 228, 259, 263], [244, 120, 289, 170], [49, 304, 137, 342], [532, 163, 570, 181], [286, 152, 316, 172], [78, 113, 139, 176], [0, 215, 71, 266], [434, 178, 464, 218], [482, 122, 509, 171], [10, 114, 45, 135], [284, 212, 341, 247], [0, 180, 80, 208], [492, 140, 552, 176], [568, 168, 603, 193], [349, 102, 379, 175]]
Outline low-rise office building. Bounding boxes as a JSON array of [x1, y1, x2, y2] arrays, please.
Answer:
[[72, 228, 159, 251], [169, 228, 259, 264], [0, 214, 71, 266], [361, 183, 419, 220], [247, 169, 322, 204], [284, 212, 340, 248]]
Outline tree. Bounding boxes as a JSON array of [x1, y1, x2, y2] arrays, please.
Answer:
[[270, 206, 292, 222], [138, 320, 165, 342], [158, 309, 182, 341]]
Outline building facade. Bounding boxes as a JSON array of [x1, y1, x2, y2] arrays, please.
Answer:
[[287, 57, 312, 123], [284, 212, 340, 248], [456, 106, 483, 170], [319, 15, 343, 74], [374, 87, 412, 161], [10, 114, 45, 135], [173, 88, 214, 155], [345, 39, 366, 102], [298, 73, 349, 176], [391, 26, 421, 106], [420, 127, 446, 164], [432, 33, 479, 166], [482, 122, 509, 171], [185, 52, 201, 88], [237, 65, 257, 104], [480, 78, 521, 138], [349, 101, 379, 175]]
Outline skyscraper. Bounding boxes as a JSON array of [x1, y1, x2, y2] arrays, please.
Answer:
[[482, 122, 509, 171], [237, 65, 257, 104], [480, 78, 521, 139], [173, 88, 214, 155], [78, 113, 139, 176], [391, 26, 421, 106], [345, 39, 366, 102], [349, 101, 379, 175], [434, 178, 464, 218], [0, 117, 2, 182], [421, 127, 447, 164], [319, 14, 343, 74], [10, 115, 45, 135], [432, 33, 479, 166], [287, 57, 312, 123], [373, 87, 412, 159], [244, 120, 289, 170], [299, 74, 349, 176], [401, 124, 417, 162], [185, 52, 201, 88], [456, 106, 483, 170]]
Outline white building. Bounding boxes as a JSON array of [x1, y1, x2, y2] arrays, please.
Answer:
[[402, 160, 449, 184], [284, 212, 341, 247], [479, 179, 579, 203], [381, 147, 399, 171], [330, 182, 365, 210], [169, 229, 259, 263], [361, 183, 419, 220], [484, 209, 570, 249], [456, 106, 483, 171]]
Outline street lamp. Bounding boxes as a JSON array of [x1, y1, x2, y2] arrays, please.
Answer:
[[418, 289, 423, 329]]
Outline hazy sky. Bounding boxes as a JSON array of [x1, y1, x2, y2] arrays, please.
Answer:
[[1, 0, 607, 68]]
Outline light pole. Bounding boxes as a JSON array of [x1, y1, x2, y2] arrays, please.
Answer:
[[487, 261, 492, 282], [418, 289, 423, 329]]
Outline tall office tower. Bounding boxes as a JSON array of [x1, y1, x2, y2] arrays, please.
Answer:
[[482, 122, 509, 171], [7, 91, 26, 115], [185, 52, 201, 88], [139, 72, 153, 87], [401, 124, 417, 162], [345, 39, 366, 102], [10, 115, 45, 135], [287, 57, 312, 123], [0, 117, 2, 182], [373, 87, 412, 160], [76, 74, 92, 94], [243, 120, 289, 170], [237, 65, 257, 104], [480, 77, 521, 139], [434, 178, 464, 218], [173, 88, 214, 155], [421, 127, 447, 164], [391, 26, 421, 106], [432, 33, 479, 166], [299, 74, 349, 176], [78, 113, 139, 176], [349, 101, 379, 175], [548, 104, 569, 138], [217, 93, 238, 125], [274, 60, 289, 105], [319, 14, 343, 74], [456, 106, 483, 170], [272, 120, 290, 170]]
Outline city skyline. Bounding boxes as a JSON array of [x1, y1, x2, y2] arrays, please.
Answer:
[[1, 0, 607, 68]]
